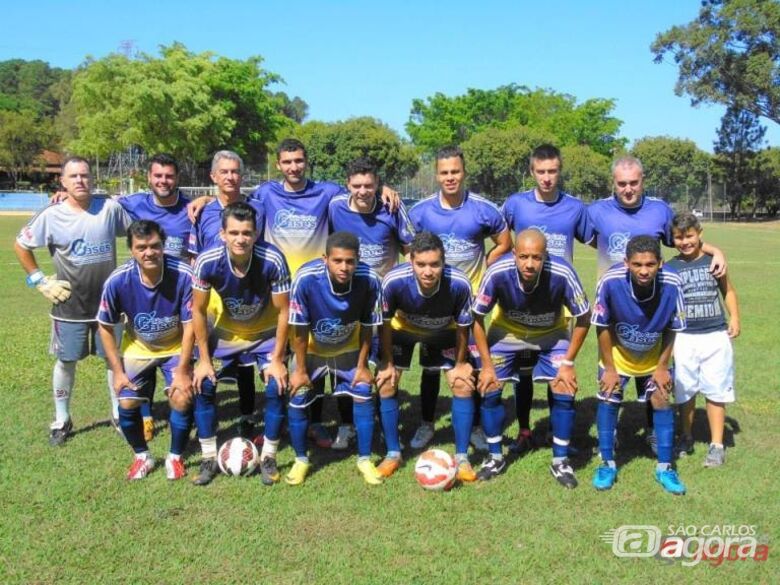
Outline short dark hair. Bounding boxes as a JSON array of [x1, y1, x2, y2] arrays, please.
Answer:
[[435, 145, 465, 169], [127, 219, 166, 248], [276, 138, 307, 159], [409, 231, 445, 262], [148, 153, 179, 174], [625, 235, 661, 261], [221, 200, 257, 229], [61, 156, 90, 174], [530, 144, 561, 168], [671, 212, 702, 234], [326, 231, 360, 256], [346, 157, 378, 181]]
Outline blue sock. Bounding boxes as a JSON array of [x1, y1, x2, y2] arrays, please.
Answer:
[[263, 378, 284, 441], [288, 393, 309, 458], [550, 392, 575, 459], [451, 395, 474, 456], [168, 408, 192, 456], [194, 378, 217, 439], [480, 390, 504, 456], [513, 377, 533, 429], [352, 383, 374, 458], [379, 395, 400, 455], [119, 405, 147, 453], [140, 399, 152, 420], [653, 407, 674, 465], [597, 401, 619, 462]]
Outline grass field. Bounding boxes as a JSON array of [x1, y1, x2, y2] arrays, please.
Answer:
[[0, 216, 777, 584]]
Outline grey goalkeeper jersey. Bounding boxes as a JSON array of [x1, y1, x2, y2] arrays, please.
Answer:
[[17, 197, 132, 322]]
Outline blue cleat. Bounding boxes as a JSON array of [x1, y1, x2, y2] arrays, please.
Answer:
[[592, 465, 618, 491], [655, 468, 686, 495]]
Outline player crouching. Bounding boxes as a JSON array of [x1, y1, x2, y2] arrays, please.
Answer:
[[97, 220, 196, 480], [592, 235, 687, 495]]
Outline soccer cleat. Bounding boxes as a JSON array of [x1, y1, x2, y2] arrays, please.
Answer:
[[509, 428, 534, 455], [260, 456, 280, 485], [646, 429, 658, 456], [410, 423, 435, 449], [165, 456, 186, 480], [456, 460, 478, 483], [332, 425, 356, 450], [143, 418, 155, 443], [308, 423, 333, 449], [549, 459, 578, 489], [477, 457, 506, 481], [127, 455, 155, 480], [470, 426, 489, 451], [49, 419, 73, 447], [676, 434, 694, 458], [655, 468, 686, 495], [592, 465, 618, 491], [285, 460, 311, 486], [703, 444, 725, 468], [356, 459, 384, 485], [376, 456, 402, 478], [192, 458, 219, 486]]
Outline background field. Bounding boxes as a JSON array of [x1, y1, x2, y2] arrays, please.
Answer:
[[0, 216, 776, 584]]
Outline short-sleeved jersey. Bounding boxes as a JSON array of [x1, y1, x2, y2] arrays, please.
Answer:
[[409, 191, 507, 290], [591, 264, 686, 375], [289, 259, 382, 357], [473, 254, 590, 342], [251, 179, 345, 275], [666, 254, 727, 334], [118, 191, 192, 260], [585, 195, 675, 276], [16, 197, 132, 322], [501, 190, 590, 263], [328, 195, 415, 278], [187, 197, 265, 257], [192, 242, 291, 338], [97, 255, 193, 358], [382, 263, 473, 338]]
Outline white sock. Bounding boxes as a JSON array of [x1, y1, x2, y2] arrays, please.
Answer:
[[52, 360, 76, 426], [261, 438, 279, 460], [199, 437, 217, 459], [106, 369, 120, 419]]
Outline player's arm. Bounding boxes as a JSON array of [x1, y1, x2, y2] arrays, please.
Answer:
[[718, 273, 741, 338], [379, 185, 400, 212], [651, 329, 676, 401], [701, 242, 727, 278], [98, 322, 136, 394], [170, 321, 195, 399], [264, 293, 290, 393], [597, 326, 621, 396], [486, 229, 512, 266], [14, 241, 72, 304], [448, 324, 475, 392], [289, 325, 312, 393], [552, 312, 591, 395], [191, 287, 216, 392], [375, 322, 398, 393], [186, 195, 215, 222], [353, 324, 375, 386], [472, 314, 498, 395]]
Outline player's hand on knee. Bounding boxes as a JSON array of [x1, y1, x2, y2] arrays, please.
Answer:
[[170, 369, 194, 400], [552, 365, 578, 396], [477, 366, 499, 395], [375, 363, 398, 394], [193, 360, 216, 393], [352, 365, 374, 387], [113, 372, 136, 395], [289, 370, 312, 395], [598, 368, 620, 397], [264, 358, 288, 393], [36, 276, 71, 304], [448, 363, 475, 393]]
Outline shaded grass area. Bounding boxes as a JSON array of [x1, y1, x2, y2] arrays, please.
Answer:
[[0, 217, 776, 584]]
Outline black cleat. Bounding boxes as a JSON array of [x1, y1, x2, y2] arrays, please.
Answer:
[[549, 458, 578, 489], [477, 457, 507, 481], [192, 458, 219, 486], [49, 419, 73, 447]]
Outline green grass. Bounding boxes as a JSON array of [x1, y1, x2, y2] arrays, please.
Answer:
[[0, 216, 777, 584]]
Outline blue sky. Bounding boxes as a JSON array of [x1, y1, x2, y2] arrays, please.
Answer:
[[2, 0, 777, 152]]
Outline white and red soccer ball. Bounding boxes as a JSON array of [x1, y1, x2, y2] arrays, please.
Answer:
[[414, 449, 457, 491], [217, 437, 259, 476]]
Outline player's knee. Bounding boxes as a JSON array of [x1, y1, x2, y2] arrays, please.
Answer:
[[482, 390, 502, 408], [264, 377, 279, 398], [168, 390, 192, 412], [449, 377, 472, 398], [118, 398, 142, 411], [351, 382, 373, 402], [378, 384, 397, 399], [650, 391, 670, 410]]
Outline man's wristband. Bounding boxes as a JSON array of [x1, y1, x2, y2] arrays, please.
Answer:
[[559, 359, 575, 367], [26, 270, 45, 287]]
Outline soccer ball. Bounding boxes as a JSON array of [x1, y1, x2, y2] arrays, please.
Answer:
[[217, 437, 259, 476], [414, 449, 457, 491]]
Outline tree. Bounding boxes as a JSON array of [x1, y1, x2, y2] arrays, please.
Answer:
[[0, 59, 70, 117], [292, 117, 418, 185], [406, 84, 624, 156], [652, 0, 780, 124], [0, 110, 53, 187], [272, 91, 309, 124], [755, 147, 780, 215], [560, 144, 612, 201], [714, 105, 767, 216], [631, 136, 712, 207], [67, 43, 288, 176]]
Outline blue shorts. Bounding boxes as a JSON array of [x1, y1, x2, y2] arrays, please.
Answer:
[[475, 337, 570, 383], [210, 331, 284, 372], [49, 320, 108, 361], [118, 355, 185, 402], [595, 366, 675, 404], [391, 328, 477, 371]]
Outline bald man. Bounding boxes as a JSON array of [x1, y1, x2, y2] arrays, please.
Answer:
[[472, 229, 591, 487]]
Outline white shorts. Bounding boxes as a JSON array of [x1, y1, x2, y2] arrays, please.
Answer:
[[673, 330, 735, 404]]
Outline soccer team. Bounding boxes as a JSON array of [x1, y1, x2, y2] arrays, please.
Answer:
[[14, 139, 740, 494]]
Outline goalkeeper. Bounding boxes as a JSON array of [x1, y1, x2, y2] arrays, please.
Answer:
[[14, 157, 132, 446]]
